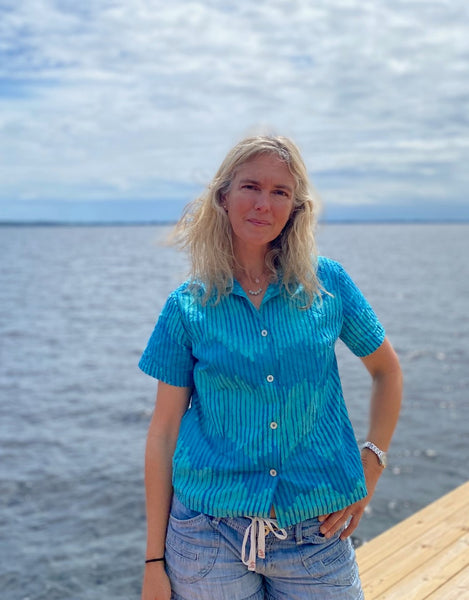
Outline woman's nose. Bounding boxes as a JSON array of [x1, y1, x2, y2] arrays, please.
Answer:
[[253, 191, 270, 210]]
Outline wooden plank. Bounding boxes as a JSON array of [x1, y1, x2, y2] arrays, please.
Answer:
[[374, 529, 469, 600], [357, 481, 469, 574], [425, 566, 469, 599], [356, 481, 469, 599], [359, 515, 468, 598]]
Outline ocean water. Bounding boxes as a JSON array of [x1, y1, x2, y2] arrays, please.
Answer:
[[0, 223, 468, 599]]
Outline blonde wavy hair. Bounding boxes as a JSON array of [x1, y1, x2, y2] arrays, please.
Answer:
[[173, 135, 322, 306]]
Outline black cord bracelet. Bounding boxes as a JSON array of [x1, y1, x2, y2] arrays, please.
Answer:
[[145, 557, 165, 564]]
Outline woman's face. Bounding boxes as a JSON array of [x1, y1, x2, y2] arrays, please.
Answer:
[[223, 153, 295, 252]]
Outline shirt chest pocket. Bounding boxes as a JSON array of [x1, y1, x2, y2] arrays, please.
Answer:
[[292, 308, 338, 355], [275, 309, 339, 385], [306, 309, 337, 348]]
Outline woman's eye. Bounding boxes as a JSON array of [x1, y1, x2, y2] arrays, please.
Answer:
[[243, 184, 258, 191], [274, 189, 289, 197]]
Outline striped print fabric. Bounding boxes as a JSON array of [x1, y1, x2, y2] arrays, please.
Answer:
[[139, 257, 385, 528]]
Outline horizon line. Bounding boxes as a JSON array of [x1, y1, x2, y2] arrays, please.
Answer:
[[1, 218, 469, 227]]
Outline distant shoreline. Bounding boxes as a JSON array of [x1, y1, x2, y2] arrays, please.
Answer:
[[1, 219, 468, 227]]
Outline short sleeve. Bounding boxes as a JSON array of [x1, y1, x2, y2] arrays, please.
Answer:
[[338, 265, 385, 357], [138, 292, 195, 387]]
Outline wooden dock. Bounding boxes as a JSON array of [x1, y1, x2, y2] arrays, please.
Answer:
[[356, 480, 469, 599]]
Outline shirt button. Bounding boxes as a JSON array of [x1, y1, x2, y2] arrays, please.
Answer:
[[270, 422, 278, 430], [261, 329, 268, 337], [266, 375, 274, 383], [269, 469, 277, 477]]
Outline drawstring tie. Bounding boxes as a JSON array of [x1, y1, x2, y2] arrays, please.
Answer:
[[241, 517, 288, 571]]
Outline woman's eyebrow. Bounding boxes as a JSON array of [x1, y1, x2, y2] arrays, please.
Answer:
[[239, 178, 293, 193], [274, 184, 293, 193], [239, 178, 260, 186]]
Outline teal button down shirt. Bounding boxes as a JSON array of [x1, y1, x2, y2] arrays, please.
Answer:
[[139, 257, 385, 528]]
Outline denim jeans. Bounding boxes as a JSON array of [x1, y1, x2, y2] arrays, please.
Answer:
[[165, 495, 364, 600]]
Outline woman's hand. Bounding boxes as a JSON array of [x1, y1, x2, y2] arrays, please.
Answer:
[[318, 450, 384, 540], [141, 563, 171, 600]]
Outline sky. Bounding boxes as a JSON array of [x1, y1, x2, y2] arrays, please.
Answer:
[[1, 0, 469, 223]]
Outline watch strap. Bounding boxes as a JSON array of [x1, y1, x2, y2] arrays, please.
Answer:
[[362, 441, 388, 468]]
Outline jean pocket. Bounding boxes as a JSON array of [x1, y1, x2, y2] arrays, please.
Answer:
[[299, 535, 357, 586], [166, 498, 220, 583], [170, 495, 205, 522]]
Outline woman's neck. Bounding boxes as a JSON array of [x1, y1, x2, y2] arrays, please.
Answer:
[[233, 244, 271, 308], [233, 243, 268, 280]]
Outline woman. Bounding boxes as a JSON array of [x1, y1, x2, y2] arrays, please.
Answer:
[[139, 135, 402, 600]]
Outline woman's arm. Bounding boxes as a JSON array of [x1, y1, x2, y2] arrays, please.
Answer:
[[361, 336, 403, 453], [319, 337, 403, 540], [141, 381, 191, 600]]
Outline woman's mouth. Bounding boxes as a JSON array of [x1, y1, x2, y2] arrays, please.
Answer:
[[247, 219, 271, 226]]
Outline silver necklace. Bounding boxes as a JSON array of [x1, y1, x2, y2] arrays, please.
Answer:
[[248, 286, 263, 296], [247, 275, 263, 296]]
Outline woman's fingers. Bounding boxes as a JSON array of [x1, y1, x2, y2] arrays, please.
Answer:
[[319, 508, 348, 537], [317, 514, 329, 522], [319, 501, 367, 539], [340, 511, 362, 540]]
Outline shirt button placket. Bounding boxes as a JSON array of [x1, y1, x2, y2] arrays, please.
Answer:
[[264, 327, 277, 482]]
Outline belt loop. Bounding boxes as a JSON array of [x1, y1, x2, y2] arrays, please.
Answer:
[[208, 516, 221, 528], [295, 521, 303, 545]]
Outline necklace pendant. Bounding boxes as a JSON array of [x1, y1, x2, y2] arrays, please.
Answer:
[[248, 287, 263, 296]]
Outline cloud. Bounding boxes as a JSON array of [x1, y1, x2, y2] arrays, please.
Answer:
[[1, 0, 468, 219]]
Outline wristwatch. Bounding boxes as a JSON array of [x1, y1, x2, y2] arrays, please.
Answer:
[[362, 441, 388, 468]]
